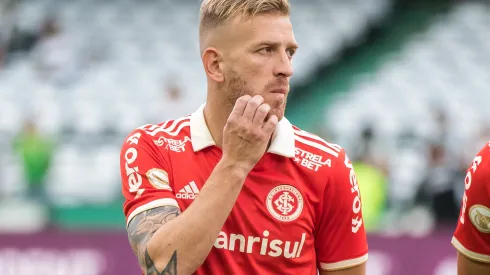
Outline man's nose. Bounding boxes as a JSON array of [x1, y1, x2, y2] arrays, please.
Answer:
[[274, 52, 293, 78]]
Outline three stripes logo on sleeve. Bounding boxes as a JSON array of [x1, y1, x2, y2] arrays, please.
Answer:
[[176, 181, 200, 200]]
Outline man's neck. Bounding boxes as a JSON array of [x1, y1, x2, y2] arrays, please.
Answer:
[[203, 97, 233, 149]]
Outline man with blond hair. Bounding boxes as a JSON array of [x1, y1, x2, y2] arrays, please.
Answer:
[[120, 0, 368, 274]]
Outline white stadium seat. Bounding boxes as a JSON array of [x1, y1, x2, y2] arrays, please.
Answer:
[[326, 2, 490, 208], [0, 0, 393, 200]]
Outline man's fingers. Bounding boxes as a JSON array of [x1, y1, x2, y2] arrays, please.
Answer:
[[242, 95, 264, 120], [230, 95, 252, 118], [263, 115, 278, 135], [253, 104, 271, 125]]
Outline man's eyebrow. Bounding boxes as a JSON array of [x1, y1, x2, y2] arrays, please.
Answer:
[[254, 41, 278, 47], [254, 40, 299, 49]]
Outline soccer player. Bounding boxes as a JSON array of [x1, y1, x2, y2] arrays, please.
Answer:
[[452, 141, 490, 275], [119, 0, 368, 274]]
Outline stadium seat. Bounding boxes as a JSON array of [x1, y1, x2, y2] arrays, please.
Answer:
[[325, 2, 490, 207], [0, 0, 393, 201]]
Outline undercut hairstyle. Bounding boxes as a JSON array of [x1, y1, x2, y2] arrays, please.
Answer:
[[199, 0, 290, 52]]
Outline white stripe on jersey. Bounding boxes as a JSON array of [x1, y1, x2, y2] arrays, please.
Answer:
[[189, 181, 200, 193], [319, 253, 368, 271], [138, 124, 154, 130], [126, 198, 180, 227], [294, 135, 340, 158], [163, 116, 190, 132], [293, 129, 341, 152], [160, 120, 172, 129], [165, 121, 191, 136], [147, 119, 191, 136], [451, 237, 490, 263], [184, 185, 193, 193]]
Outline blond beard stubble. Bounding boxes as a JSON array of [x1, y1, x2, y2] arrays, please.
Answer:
[[224, 69, 287, 118]]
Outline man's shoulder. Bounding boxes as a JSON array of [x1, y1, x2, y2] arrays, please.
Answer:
[[453, 141, 490, 257], [128, 115, 192, 138], [122, 115, 192, 148], [292, 126, 345, 159], [478, 141, 490, 160], [469, 141, 490, 188], [470, 141, 490, 178], [291, 125, 346, 172]]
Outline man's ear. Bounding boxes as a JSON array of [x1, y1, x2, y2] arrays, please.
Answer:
[[202, 48, 224, 83]]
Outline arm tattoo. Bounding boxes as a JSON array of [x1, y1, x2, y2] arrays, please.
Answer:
[[127, 206, 181, 274], [146, 249, 177, 275]]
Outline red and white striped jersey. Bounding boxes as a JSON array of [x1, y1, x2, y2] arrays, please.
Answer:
[[120, 104, 368, 275], [452, 141, 490, 263]]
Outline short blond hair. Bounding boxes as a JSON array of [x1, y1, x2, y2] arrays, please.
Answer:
[[199, 0, 290, 46]]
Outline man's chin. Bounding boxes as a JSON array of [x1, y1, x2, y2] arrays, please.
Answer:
[[269, 108, 285, 122]]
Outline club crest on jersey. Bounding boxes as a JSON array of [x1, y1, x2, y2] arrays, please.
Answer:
[[266, 185, 303, 222], [469, 205, 490, 233]]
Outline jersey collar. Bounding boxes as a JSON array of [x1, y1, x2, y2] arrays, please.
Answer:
[[190, 104, 295, 158]]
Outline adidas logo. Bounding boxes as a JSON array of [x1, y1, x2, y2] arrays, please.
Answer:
[[176, 181, 200, 200]]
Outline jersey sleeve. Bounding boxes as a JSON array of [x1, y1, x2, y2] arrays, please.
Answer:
[[120, 128, 179, 227], [316, 149, 368, 271], [452, 142, 490, 263]]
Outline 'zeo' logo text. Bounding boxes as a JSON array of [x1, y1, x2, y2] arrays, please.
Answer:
[[125, 132, 145, 198], [344, 155, 363, 233]]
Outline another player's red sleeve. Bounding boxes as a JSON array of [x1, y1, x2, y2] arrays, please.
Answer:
[[120, 128, 179, 226], [452, 142, 490, 263], [315, 149, 368, 271]]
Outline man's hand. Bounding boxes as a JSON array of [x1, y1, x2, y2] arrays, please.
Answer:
[[222, 95, 278, 172]]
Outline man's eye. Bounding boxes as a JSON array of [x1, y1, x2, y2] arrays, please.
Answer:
[[287, 49, 296, 57], [259, 47, 273, 53]]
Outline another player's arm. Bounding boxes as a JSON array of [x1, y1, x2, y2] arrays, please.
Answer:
[[452, 144, 490, 275], [319, 264, 366, 275], [457, 252, 490, 275], [125, 96, 278, 275]]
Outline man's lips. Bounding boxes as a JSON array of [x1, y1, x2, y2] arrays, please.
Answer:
[[270, 88, 288, 94]]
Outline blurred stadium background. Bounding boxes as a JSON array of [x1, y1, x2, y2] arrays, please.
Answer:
[[0, 0, 489, 274]]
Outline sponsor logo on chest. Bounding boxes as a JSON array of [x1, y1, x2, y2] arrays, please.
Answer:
[[212, 184, 308, 259], [214, 230, 307, 259]]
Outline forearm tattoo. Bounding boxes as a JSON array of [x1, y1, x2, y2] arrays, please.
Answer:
[[145, 250, 178, 275], [127, 206, 181, 274]]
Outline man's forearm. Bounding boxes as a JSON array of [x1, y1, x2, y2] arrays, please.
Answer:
[[146, 159, 248, 274], [457, 252, 490, 275]]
